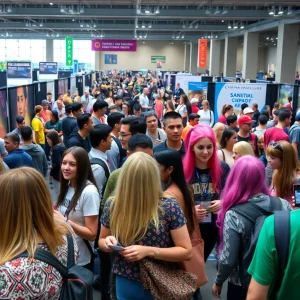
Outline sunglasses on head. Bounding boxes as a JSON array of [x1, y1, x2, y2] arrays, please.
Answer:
[[269, 141, 283, 152]]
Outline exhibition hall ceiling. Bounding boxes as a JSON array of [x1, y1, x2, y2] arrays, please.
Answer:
[[0, 0, 299, 40]]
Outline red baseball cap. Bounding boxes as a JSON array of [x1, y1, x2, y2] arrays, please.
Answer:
[[238, 115, 252, 126]]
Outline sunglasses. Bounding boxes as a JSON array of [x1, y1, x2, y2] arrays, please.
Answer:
[[269, 141, 283, 152]]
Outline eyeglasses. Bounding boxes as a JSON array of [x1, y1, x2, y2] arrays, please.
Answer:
[[118, 133, 131, 140], [269, 141, 283, 152]]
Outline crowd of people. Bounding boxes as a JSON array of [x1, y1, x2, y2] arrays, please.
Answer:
[[0, 72, 300, 300]]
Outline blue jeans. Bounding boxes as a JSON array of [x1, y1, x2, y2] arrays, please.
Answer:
[[116, 275, 153, 300]]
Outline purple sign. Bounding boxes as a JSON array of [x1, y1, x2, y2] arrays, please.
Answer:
[[91, 39, 137, 52]]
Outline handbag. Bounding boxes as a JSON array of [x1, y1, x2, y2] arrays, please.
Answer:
[[179, 225, 208, 288], [139, 258, 197, 300]]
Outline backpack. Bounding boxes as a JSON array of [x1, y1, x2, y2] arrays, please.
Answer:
[[17, 235, 94, 300], [230, 196, 283, 285]]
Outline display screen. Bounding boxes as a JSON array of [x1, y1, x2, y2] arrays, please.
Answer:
[[7, 61, 31, 79], [39, 62, 58, 75]]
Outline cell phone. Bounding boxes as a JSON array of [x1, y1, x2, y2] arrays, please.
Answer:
[[294, 184, 300, 207], [108, 244, 125, 251]]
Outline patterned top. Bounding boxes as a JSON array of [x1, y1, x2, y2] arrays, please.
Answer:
[[0, 235, 78, 300], [101, 197, 187, 282]]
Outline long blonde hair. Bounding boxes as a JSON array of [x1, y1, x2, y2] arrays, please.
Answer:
[[0, 168, 70, 265], [109, 152, 163, 246], [267, 141, 300, 198], [212, 122, 225, 147], [0, 158, 6, 173]]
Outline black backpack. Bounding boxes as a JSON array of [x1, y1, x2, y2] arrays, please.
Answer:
[[230, 196, 283, 285], [17, 235, 94, 300]]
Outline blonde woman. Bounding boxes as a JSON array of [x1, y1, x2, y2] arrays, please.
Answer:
[[232, 141, 255, 161], [99, 152, 192, 299], [212, 122, 226, 149], [0, 158, 7, 173], [198, 100, 214, 127], [0, 167, 76, 299]]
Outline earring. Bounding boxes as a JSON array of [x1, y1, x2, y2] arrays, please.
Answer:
[[167, 175, 172, 186]]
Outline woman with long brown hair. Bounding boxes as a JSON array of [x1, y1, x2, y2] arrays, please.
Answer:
[[55, 146, 100, 270], [0, 167, 75, 299], [267, 140, 300, 206]]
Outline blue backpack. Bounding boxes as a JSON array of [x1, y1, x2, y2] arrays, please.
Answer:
[[17, 235, 94, 300]]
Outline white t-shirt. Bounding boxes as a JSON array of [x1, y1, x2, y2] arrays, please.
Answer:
[[198, 109, 214, 127], [175, 104, 187, 117], [58, 183, 100, 266]]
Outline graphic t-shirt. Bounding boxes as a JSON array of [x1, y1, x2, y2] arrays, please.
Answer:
[[57, 183, 100, 265], [101, 197, 186, 282]]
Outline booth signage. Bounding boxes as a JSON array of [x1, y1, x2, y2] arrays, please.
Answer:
[[214, 83, 267, 120], [151, 56, 166, 63], [39, 62, 58, 75], [7, 61, 31, 79], [65, 37, 73, 66], [198, 39, 207, 68], [91, 39, 137, 52]]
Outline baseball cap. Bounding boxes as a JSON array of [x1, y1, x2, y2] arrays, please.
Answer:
[[296, 110, 300, 121], [41, 100, 48, 105], [243, 107, 254, 115], [16, 116, 24, 123], [190, 98, 199, 104], [238, 115, 252, 126]]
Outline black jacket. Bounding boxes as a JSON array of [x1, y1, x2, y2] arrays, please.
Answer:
[[68, 132, 91, 153], [51, 144, 66, 181]]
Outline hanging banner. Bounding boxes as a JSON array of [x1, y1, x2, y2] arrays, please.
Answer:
[[73, 59, 78, 73], [214, 83, 267, 120], [151, 56, 166, 63], [197, 39, 208, 68], [65, 37, 73, 67], [91, 39, 137, 52]]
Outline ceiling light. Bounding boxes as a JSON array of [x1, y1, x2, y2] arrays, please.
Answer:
[[181, 34, 184, 38], [56, 33, 59, 37], [214, 7, 221, 14], [72, 19, 75, 21], [155, 7, 160, 14], [145, 7, 150, 14], [240, 23, 244, 29], [32, 23, 37, 27], [49, 2, 53, 5], [222, 8, 228, 15], [139, 34, 143, 38], [287, 7, 293, 15], [80, 23, 84, 27], [46, 33, 49, 37], [266, 37, 269, 40], [148, 22, 152, 29], [195, 23, 198, 29], [79, 7, 84, 13], [93, 24, 96, 28], [141, 22, 145, 28], [136, 24, 139, 28], [276, 37, 278, 40], [86, 24, 90, 28], [137, 8, 141, 14], [269, 6, 275, 15], [278, 6, 284, 15], [274, 43, 276, 46], [183, 23, 186, 29], [172, 33, 175, 39], [215, 35, 218, 38], [233, 23, 238, 29], [205, 9, 211, 15], [7, 6, 12, 13], [188, 23, 193, 29], [60, 7, 65, 13], [221, 20, 224, 22], [135, 34, 137, 38], [6, 32, 8, 37], [40, 23, 43, 27], [228, 22, 232, 29]]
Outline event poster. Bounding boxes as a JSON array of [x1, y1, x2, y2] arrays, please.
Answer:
[[58, 79, 69, 95], [0, 89, 8, 137], [8, 85, 34, 130], [278, 84, 293, 106], [7, 62, 31, 79], [104, 54, 117, 64], [214, 83, 267, 120], [188, 82, 208, 102], [39, 62, 58, 75]]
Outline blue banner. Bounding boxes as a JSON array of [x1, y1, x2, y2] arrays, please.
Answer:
[[188, 82, 208, 91], [73, 60, 78, 73]]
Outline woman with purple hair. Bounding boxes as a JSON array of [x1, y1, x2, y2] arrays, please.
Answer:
[[183, 124, 230, 261], [212, 155, 291, 299]]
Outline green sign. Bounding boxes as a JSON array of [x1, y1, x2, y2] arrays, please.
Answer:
[[151, 56, 166, 63], [0, 61, 6, 72], [65, 37, 73, 66]]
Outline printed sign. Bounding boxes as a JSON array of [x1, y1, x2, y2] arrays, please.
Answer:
[[91, 39, 137, 52], [198, 39, 208, 68], [278, 84, 294, 106], [73, 59, 78, 73], [151, 56, 166, 63], [39, 62, 58, 75], [214, 83, 267, 120], [188, 82, 208, 101], [7, 61, 31, 79], [65, 37, 73, 66], [104, 54, 117, 64]]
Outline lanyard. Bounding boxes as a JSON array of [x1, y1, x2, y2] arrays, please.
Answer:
[[195, 170, 210, 200]]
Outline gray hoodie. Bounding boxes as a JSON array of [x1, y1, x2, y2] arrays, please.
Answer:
[[21, 144, 48, 177]]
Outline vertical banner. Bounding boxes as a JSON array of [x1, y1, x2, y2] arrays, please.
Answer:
[[198, 39, 208, 68], [73, 59, 78, 73], [65, 37, 73, 67]]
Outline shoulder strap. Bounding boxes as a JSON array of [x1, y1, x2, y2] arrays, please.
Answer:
[[90, 157, 109, 180], [272, 210, 290, 298], [231, 202, 268, 223], [269, 196, 283, 211], [220, 149, 226, 162]]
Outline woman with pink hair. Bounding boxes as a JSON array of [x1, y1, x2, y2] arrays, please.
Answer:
[[183, 124, 230, 261], [212, 156, 291, 299]]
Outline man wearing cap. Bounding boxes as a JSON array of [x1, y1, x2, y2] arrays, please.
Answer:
[[190, 98, 200, 113], [243, 107, 257, 127], [289, 110, 300, 160], [237, 115, 258, 156], [41, 100, 52, 123]]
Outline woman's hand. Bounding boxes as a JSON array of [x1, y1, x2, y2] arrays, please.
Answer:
[[195, 205, 207, 221], [207, 200, 221, 214], [102, 236, 118, 252], [53, 210, 67, 222], [120, 245, 150, 262], [212, 283, 222, 298]]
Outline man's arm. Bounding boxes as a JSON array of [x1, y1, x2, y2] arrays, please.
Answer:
[[246, 278, 269, 300]]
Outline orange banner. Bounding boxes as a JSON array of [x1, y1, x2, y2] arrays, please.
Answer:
[[198, 39, 208, 68]]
